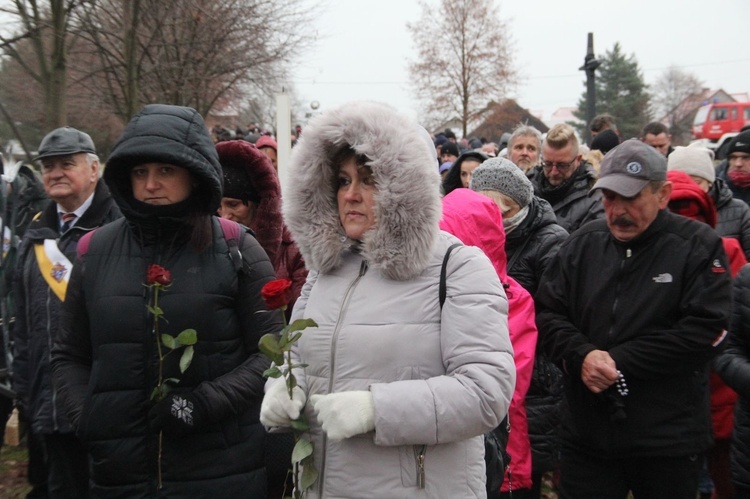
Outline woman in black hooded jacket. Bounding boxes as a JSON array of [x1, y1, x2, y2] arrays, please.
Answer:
[[51, 104, 282, 497], [441, 151, 489, 195]]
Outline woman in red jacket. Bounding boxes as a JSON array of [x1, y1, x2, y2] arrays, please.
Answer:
[[668, 169, 746, 499]]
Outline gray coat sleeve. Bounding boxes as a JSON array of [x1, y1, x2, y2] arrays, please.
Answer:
[[370, 247, 516, 446]]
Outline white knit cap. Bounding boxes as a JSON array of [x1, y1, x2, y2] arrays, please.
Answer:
[[667, 146, 715, 184]]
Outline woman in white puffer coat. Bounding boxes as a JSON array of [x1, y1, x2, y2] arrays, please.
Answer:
[[260, 101, 516, 498]]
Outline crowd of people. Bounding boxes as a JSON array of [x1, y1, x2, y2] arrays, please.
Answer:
[[3, 101, 750, 499]]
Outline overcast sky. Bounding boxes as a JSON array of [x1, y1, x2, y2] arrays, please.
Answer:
[[292, 0, 750, 129]]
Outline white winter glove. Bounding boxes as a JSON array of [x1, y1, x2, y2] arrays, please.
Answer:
[[310, 390, 375, 441], [260, 380, 307, 429]]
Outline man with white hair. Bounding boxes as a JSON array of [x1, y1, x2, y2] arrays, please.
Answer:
[[12, 127, 121, 497], [508, 124, 542, 173]]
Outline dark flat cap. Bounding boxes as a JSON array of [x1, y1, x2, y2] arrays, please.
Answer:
[[36, 127, 96, 160]]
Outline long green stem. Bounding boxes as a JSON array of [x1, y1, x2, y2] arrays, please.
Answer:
[[286, 348, 293, 399], [152, 285, 164, 489], [280, 308, 304, 497], [154, 287, 163, 387]]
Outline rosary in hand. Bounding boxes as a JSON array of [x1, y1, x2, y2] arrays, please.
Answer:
[[614, 370, 629, 397], [607, 370, 629, 422]]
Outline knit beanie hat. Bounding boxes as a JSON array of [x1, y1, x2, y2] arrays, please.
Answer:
[[216, 140, 267, 203], [728, 130, 750, 156], [667, 146, 715, 183], [469, 157, 533, 207], [441, 141, 460, 157], [221, 161, 260, 203], [590, 129, 620, 154], [256, 135, 278, 151]]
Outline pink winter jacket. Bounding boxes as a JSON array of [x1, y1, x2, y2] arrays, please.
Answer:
[[440, 188, 538, 492]]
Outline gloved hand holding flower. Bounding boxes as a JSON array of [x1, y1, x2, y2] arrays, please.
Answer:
[[260, 379, 307, 429]]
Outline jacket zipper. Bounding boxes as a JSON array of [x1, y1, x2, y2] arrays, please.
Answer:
[[49, 235, 68, 432], [415, 445, 427, 488], [47, 287, 59, 431], [318, 259, 368, 496], [609, 247, 631, 337]]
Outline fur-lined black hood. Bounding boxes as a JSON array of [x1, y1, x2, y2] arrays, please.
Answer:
[[283, 102, 441, 280]]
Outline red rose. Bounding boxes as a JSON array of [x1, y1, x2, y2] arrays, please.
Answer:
[[261, 279, 293, 310], [146, 264, 172, 286]]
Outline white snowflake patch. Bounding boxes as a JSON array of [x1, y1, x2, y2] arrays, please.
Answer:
[[170, 395, 194, 426]]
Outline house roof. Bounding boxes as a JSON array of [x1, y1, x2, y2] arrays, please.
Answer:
[[467, 99, 549, 144]]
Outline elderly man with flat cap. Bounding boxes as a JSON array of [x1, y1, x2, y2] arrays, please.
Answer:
[[12, 127, 120, 498], [535, 139, 732, 498]]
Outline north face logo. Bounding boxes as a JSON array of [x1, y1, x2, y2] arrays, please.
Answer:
[[652, 273, 672, 283]]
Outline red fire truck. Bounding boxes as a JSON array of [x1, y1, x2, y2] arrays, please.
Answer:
[[692, 102, 750, 159]]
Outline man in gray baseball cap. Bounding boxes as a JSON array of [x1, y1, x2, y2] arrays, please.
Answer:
[[589, 138, 670, 241], [535, 136, 730, 497]]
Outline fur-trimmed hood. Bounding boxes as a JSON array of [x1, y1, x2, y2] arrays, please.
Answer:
[[283, 101, 441, 280], [215, 139, 284, 266]]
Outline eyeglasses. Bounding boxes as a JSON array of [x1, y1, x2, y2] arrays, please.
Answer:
[[542, 157, 578, 172]]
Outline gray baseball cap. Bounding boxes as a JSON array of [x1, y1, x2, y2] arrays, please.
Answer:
[[590, 139, 667, 197], [36, 127, 96, 161]]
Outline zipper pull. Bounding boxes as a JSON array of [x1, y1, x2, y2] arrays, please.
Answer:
[[626, 248, 632, 258], [416, 446, 426, 489]]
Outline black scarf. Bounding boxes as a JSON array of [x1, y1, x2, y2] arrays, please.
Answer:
[[121, 196, 194, 248], [538, 166, 586, 206]]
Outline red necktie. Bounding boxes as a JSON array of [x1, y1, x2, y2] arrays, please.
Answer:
[[60, 212, 76, 233]]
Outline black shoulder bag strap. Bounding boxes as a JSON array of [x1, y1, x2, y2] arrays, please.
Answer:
[[439, 243, 463, 309], [438, 241, 511, 496], [506, 236, 531, 274]]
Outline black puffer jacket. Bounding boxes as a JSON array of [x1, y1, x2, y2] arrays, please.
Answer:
[[712, 178, 750, 260], [537, 210, 731, 458], [12, 181, 120, 435], [505, 196, 568, 297], [715, 264, 750, 489], [51, 105, 282, 497], [528, 161, 604, 234], [505, 196, 568, 475]]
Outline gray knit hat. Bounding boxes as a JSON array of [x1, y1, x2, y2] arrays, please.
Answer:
[[469, 157, 534, 207]]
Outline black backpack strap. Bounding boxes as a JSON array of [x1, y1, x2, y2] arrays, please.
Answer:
[[217, 217, 246, 273], [439, 243, 463, 309]]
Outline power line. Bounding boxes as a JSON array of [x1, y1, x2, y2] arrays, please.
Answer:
[[291, 58, 750, 87]]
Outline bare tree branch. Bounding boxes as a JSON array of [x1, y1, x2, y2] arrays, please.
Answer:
[[408, 0, 517, 135]]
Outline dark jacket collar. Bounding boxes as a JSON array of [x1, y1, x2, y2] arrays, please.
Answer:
[[27, 181, 120, 240], [610, 208, 670, 249]]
